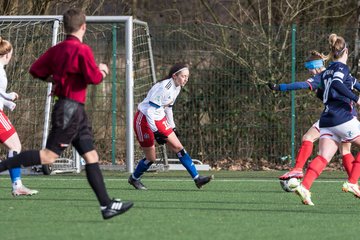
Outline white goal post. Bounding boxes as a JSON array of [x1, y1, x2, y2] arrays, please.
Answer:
[[0, 15, 163, 174]]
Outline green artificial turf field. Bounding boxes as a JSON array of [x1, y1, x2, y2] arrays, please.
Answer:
[[0, 170, 359, 240]]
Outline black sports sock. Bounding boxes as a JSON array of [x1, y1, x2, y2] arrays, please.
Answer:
[[85, 163, 111, 206], [0, 150, 41, 172]]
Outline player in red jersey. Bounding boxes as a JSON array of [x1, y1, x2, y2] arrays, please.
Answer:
[[0, 9, 133, 219]]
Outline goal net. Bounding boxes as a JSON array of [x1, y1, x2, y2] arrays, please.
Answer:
[[0, 16, 163, 174]]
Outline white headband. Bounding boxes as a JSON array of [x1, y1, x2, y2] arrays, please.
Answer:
[[173, 67, 189, 75]]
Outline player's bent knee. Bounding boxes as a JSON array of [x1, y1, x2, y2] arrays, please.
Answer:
[[302, 135, 316, 142], [41, 157, 57, 165], [166, 142, 183, 153], [40, 149, 59, 164], [82, 150, 99, 164]]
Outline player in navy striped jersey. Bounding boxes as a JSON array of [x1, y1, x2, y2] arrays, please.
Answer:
[[295, 33, 360, 205], [129, 63, 213, 190], [269, 51, 360, 185]]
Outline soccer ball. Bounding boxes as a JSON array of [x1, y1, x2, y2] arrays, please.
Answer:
[[279, 178, 300, 192]]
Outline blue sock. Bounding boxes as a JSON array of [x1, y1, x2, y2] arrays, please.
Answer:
[[9, 168, 21, 183], [8, 151, 21, 183], [132, 159, 153, 179], [177, 149, 199, 179]]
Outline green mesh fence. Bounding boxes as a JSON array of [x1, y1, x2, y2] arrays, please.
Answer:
[[0, 18, 157, 171], [0, 20, 53, 157], [0, 19, 358, 169], [82, 22, 157, 166], [150, 24, 359, 167]]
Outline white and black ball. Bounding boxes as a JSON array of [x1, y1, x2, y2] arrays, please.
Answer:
[[279, 178, 300, 192]]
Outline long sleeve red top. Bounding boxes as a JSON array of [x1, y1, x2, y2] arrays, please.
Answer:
[[29, 35, 103, 104]]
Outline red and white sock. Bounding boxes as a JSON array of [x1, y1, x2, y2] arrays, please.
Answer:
[[294, 141, 314, 170], [342, 153, 354, 177], [302, 155, 328, 190], [348, 153, 360, 184]]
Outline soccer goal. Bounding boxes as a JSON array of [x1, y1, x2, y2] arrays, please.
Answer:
[[0, 16, 166, 174]]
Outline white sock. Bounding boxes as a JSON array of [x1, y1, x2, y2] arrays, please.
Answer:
[[12, 179, 23, 189]]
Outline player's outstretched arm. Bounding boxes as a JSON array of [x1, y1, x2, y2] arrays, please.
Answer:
[[268, 81, 311, 91]]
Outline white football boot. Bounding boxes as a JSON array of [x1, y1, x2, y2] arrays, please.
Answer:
[[294, 184, 314, 206], [12, 185, 39, 197], [342, 181, 360, 198]]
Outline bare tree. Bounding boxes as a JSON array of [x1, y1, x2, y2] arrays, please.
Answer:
[[168, 0, 357, 84], [140, 0, 358, 162], [0, 0, 133, 15]]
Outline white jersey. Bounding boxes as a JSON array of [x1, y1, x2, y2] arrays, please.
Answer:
[[138, 78, 180, 132], [0, 63, 16, 111]]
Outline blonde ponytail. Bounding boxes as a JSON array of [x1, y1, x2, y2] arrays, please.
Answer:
[[325, 33, 346, 61], [328, 33, 338, 48]]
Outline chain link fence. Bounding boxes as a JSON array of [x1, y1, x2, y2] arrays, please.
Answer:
[[149, 24, 359, 167], [2, 21, 358, 169]]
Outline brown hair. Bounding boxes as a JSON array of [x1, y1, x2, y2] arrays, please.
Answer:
[[159, 63, 189, 81], [167, 63, 189, 78], [0, 37, 12, 55], [63, 8, 86, 34], [326, 33, 347, 61], [306, 50, 325, 62]]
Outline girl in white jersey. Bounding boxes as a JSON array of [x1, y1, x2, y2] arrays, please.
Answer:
[[294, 34, 360, 205], [0, 37, 38, 196], [128, 63, 213, 190]]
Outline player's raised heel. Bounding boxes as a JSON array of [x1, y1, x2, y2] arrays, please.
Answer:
[[294, 184, 314, 206], [101, 199, 134, 220], [12, 185, 39, 197], [128, 175, 147, 190], [342, 181, 360, 198], [194, 175, 214, 189]]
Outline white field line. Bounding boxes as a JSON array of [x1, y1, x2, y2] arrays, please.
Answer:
[[0, 177, 345, 183]]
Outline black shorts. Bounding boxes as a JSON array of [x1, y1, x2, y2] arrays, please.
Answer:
[[46, 98, 95, 156]]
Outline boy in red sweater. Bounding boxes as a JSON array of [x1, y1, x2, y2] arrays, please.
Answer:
[[0, 8, 133, 220]]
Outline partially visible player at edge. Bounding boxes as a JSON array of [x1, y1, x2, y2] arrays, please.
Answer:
[[0, 9, 133, 219], [295, 33, 360, 205], [0, 37, 38, 196], [128, 63, 213, 190], [268, 50, 359, 182]]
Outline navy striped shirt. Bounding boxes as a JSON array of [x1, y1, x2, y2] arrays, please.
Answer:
[[319, 62, 359, 127]]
